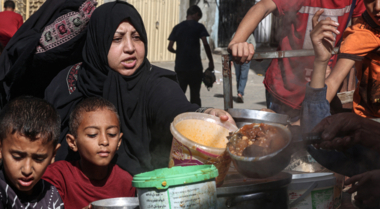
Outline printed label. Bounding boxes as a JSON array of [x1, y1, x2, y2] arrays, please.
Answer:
[[168, 137, 231, 186], [168, 181, 217, 209], [139, 189, 170, 209], [138, 181, 217, 209], [289, 187, 334, 209]]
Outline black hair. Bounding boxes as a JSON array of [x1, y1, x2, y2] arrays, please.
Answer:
[[187, 5, 202, 18], [4, 1, 15, 9], [69, 97, 119, 137], [0, 96, 61, 146]]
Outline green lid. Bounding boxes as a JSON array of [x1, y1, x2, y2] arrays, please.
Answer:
[[132, 165, 218, 190]]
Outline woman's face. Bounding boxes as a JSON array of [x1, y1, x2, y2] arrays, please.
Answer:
[[108, 20, 145, 76]]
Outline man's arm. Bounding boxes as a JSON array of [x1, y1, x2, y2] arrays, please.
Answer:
[[228, 0, 277, 63], [167, 41, 176, 53], [201, 36, 214, 70]]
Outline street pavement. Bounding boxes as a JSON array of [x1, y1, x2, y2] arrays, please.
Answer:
[[151, 46, 276, 110]]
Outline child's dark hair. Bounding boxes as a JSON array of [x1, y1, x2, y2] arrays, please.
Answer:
[[69, 97, 119, 137], [0, 96, 60, 146], [187, 5, 202, 18], [4, 0, 15, 9]]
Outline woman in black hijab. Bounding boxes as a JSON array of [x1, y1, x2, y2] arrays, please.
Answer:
[[45, 1, 234, 175]]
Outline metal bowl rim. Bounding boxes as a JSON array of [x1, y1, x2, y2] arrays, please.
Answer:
[[91, 197, 139, 207]]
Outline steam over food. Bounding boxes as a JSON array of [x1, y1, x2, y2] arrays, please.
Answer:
[[175, 119, 230, 148], [227, 123, 288, 157]]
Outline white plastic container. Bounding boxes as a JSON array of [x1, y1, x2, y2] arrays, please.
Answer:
[[288, 173, 336, 209], [169, 113, 238, 186]]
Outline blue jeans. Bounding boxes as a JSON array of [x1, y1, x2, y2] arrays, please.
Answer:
[[234, 61, 250, 96]]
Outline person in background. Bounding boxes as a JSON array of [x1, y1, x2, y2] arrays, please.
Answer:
[[0, 96, 63, 208], [167, 5, 214, 107], [43, 97, 135, 209], [231, 31, 256, 103], [0, 0, 23, 47], [228, 0, 365, 124]]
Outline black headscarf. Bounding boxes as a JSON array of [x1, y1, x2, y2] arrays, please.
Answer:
[[0, 0, 96, 106], [53, 1, 156, 175]]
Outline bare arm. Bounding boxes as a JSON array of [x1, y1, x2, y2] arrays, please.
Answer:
[[167, 41, 176, 53], [309, 9, 340, 88], [309, 9, 355, 97], [325, 58, 355, 102], [228, 0, 277, 63], [201, 36, 214, 70]]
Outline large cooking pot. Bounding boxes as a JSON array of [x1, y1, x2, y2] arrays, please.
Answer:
[[217, 166, 292, 209]]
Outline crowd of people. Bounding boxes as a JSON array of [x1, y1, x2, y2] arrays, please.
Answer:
[[0, 0, 380, 208]]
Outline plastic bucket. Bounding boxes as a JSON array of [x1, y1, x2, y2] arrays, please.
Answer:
[[169, 113, 238, 186], [288, 173, 336, 209], [132, 165, 218, 209]]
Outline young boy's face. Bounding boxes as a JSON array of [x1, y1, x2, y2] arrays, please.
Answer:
[[365, 0, 380, 26], [0, 133, 59, 195], [67, 108, 122, 167]]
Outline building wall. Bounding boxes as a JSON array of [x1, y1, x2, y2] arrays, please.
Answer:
[[127, 0, 180, 62]]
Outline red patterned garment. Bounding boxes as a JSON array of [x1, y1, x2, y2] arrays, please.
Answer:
[[264, 0, 365, 109]]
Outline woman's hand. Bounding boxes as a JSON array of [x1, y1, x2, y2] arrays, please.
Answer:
[[345, 170, 380, 206], [227, 41, 255, 64], [310, 9, 340, 64], [204, 108, 236, 126], [312, 113, 380, 152]]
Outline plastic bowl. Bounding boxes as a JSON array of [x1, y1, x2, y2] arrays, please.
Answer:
[[227, 123, 292, 178], [169, 112, 238, 186]]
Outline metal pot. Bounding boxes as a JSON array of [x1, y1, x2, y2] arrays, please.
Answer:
[[91, 197, 139, 209], [217, 166, 292, 209], [227, 123, 292, 178]]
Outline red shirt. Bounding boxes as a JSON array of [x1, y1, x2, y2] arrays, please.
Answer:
[[0, 11, 23, 47], [264, 0, 365, 109], [42, 161, 136, 209]]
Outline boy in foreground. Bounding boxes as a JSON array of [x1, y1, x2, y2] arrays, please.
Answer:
[[42, 97, 135, 209], [0, 96, 63, 208]]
